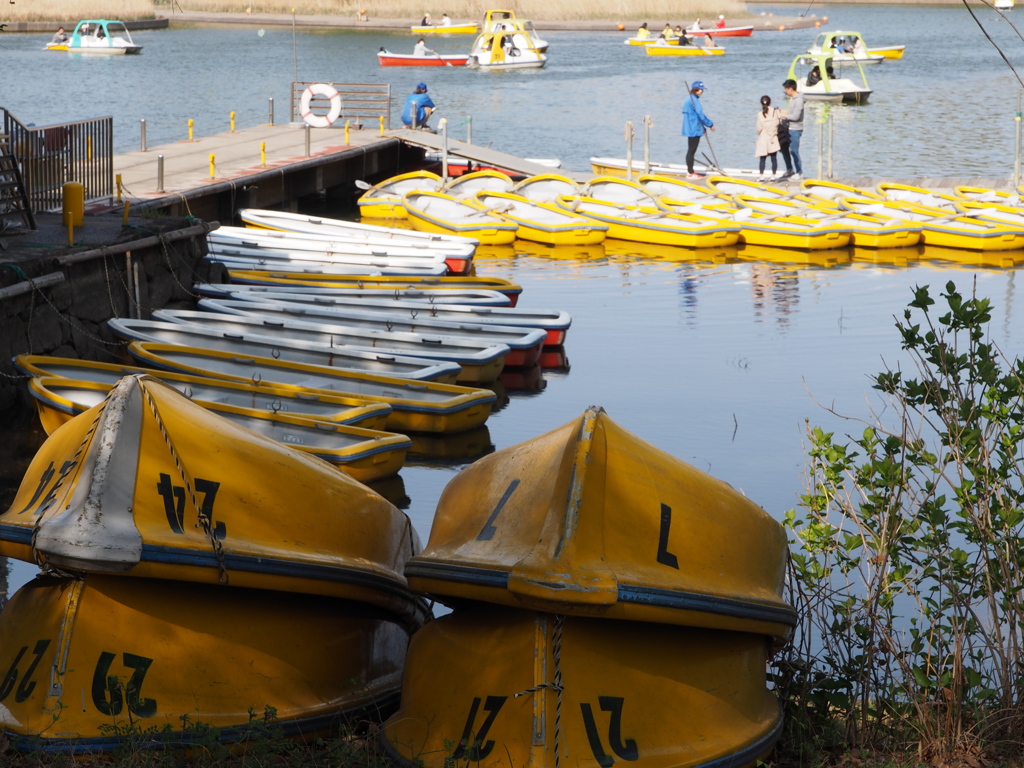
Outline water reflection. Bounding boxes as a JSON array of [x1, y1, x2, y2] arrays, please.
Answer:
[[498, 363, 547, 393], [407, 426, 495, 465], [749, 263, 800, 326], [366, 473, 411, 509]]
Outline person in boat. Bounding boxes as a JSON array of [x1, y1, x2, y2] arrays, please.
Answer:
[[690, 17, 703, 31], [636, 22, 651, 39], [681, 80, 714, 179], [703, 33, 717, 47], [677, 30, 693, 46], [50, 26, 68, 44], [413, 38, 436, 56], [782, 79, 804, 181], [825, 61, 836, 79], [715, 15, 726, 29], [851, 35, 866, 55], [755, 95, 783, 183], [95, 25, 106, 39], [440, 13, 451, 25], [420, 13, 432, 25], [659, 23, 674, 39], [401, 82, 435, 131], [674, 25, 685, 37], [806, 65, 822, 87], [837, 37, 854, 53]]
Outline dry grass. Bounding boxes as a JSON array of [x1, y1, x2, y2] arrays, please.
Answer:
[[1, 0, 157, 21], [167, 0, 747, 21]]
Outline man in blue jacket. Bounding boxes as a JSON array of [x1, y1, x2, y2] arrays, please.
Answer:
[[681, 80, 714, 179], [402, 82, 436, 130]]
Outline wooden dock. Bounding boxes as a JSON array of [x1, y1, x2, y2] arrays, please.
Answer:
[[109, 123, 588, 220]]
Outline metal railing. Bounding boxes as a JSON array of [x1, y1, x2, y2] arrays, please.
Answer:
[[290, 83, 391, 129], [1, 107, 114, 212]]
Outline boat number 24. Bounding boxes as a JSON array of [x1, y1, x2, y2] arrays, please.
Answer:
[[475, 480, 681, 570], [457, 695, 638, 765]]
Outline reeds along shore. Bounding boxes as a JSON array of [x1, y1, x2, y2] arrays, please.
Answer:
[[1, 0, 746, 21]]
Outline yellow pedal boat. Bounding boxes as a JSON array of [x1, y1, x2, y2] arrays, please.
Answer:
[[223, 271, 525, 306], [357, 171, 444, 219], [511, 173, 582, 203], [474, 190, 608, 244], [731, 194, 923, 249], [443, 169, 516, 198], [0, 574, 408, 753], [954, 186, 1022, 205], [381, 604, 782, 768], [122, 343, 496, 435], [798, 178, 885, 204], [406, 406, 796, 637], [555, 195, 741, 248], [1, 375, 429, 627], [15, 357, 391, 433], [403, 191, 519, 245], [876, 182, 960, 209]]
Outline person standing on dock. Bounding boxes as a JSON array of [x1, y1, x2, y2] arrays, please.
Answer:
[[782, 79, 804, 180], [681, 81, 714, 179], [402, 82, 436, 131]]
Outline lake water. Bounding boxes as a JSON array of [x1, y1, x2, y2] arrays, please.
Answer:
[[2, 4, 1024, 594]]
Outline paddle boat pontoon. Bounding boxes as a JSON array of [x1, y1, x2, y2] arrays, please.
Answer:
[[787, 52, 872, 103], [58, 20, 142, 54]]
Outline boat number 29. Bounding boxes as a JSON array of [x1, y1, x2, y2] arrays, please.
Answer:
[[456, 695, 638, 765], [475, 480, 681, 571], [155, 474, 225, 539]]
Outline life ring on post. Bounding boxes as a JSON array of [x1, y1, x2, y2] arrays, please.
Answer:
[[300, 83, 342, 128]]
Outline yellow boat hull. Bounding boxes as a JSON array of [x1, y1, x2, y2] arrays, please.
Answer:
[[868, 45, 905, 59], [567, 206, 740, 248], [411, 23, 478, 34], [357, 200, 408, 219], [381, 605, 782, 768], [1, 375, 429, 627], [0, 574, 407, 753], [736, 224, 852, 250], [406, 406, 795, 637], [645, 44, 725, 56], [407, 214, 517, 245]]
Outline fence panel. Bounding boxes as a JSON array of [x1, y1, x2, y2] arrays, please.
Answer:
[[290, 83, 391, 129]]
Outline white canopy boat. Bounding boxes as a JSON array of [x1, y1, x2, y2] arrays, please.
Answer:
[[61, 19, 142, 54], [483, 9, 549, 51], [468, 29, 547, 69], [804, 31, 886, 65], [787, 52, 872, 103]]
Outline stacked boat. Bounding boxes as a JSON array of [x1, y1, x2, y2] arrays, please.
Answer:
[[0, 374, 428, 752], [381, 406, 796, 767]]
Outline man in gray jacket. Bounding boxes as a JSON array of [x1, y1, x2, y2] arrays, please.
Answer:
[[782, 79, 805, 181]]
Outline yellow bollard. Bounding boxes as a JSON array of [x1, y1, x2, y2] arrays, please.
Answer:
[[122, 200, 131, 226], [116, 173, 123, 202], [209, 153, 216, 179], [63, 181, 84, 227], [345, 120, 351, 145], [379, 116, 385, 136], [230, 111, 236, 133], [261, 141, 266, 166], [87, 136, 93, 161], [64, 212, 74, 247], [189, 119, 194, 142]]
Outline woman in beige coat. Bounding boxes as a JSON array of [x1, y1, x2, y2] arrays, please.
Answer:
[[755, 95, 783, 182]]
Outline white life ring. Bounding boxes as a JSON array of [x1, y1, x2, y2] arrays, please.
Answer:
[[300, 83, 342, 128]]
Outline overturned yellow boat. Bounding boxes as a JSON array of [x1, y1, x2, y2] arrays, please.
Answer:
[[0, 375, 429, 627], [406, 406, 795, 637], [381, 604, 782, 768], [0, 573, 409, 754]]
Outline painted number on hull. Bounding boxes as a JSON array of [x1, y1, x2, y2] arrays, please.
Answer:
[[14, 460, 78, 516], [0, 639, 51, 703], [156, 474, 226, 539], [581, 696, 638, 767], [92, 651, 157, 717], [454, 696, 506, 760], [477, 480, 520, 541], [656, 503, 679, 569]]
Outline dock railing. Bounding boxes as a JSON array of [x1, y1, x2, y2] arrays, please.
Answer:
[[290, 83, 391, 129], [1, 107, 114, 212]]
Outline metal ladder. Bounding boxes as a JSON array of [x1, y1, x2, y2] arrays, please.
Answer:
[[0, 150, 36, 230]]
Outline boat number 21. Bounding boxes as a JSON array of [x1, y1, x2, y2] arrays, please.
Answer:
[[475, 480, 681, 571], [457, 695, 638, 765]]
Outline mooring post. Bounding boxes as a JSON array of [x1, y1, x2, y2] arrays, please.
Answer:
[[188, 118, 194, 142], [230, 111, 236, 133], [1015, 90, 1022, 188], [116, 173, 122, 202], [625, 120, 634, 182], [269, 97, 275, 126], [817, 114, 824, 180], [305, 123, 311, 156], [157, 155, 165, 192], [827, 109, 834, 179], [261, 141, 266, 167], [467, 115, 473, 145], [439, 118, 449, 182], [140, 119, 147, 152], [643, 115, 652, 175], [209, 153, 216, 179]]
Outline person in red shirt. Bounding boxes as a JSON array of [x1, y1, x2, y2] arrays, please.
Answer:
[[715, 15, 726, 28]]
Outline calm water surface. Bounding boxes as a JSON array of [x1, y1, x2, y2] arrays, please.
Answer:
[[2, 5, 1024, 593]]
